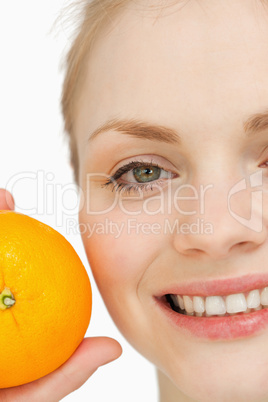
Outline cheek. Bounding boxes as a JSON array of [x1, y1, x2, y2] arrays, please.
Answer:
[[81, 230, 131, 289], [79, 190, 171, 288], [79, 215, 159, 344], [80, 218, 162, 293], [78, 207, 170, 318]]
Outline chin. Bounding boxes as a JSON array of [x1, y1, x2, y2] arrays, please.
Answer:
[[158, 332, 268, 402]]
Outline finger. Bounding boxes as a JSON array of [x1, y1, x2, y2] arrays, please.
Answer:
[[0, 189, 15, 210], [0, 337, 122, 402], [57, 337, 122, 400], [35, 337, 122, 401]]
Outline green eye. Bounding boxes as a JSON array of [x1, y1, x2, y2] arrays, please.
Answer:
[[133, 166, 161, 183], [102, 159, 178, 195]]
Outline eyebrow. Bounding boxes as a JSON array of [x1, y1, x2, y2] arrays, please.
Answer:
[[88, 110, 268, 144], [243, 109, 268, 135]]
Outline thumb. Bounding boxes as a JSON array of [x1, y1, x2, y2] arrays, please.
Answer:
[[38, 337, 122, 401], [2, 337, 122, 402], [0, 189, 15, 210]]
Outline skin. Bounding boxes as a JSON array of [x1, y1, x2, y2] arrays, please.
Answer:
[[74, 0, 268, 401], [3, 0, 268, 400]]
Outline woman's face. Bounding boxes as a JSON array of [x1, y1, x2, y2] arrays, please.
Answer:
[[75, 1, 268, 400]]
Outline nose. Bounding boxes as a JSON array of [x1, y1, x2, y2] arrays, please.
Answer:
[[172, 179, 266, 260]]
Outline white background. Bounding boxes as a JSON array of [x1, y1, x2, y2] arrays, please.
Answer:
[[0, 1, 158, 400]]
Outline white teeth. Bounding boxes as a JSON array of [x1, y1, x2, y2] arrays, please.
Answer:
[[260, 287, 268, 306], [193, 296, 205, 313], [254, 305, 262, 311], [246, 290, 261, 309], [170, 295, 180, 308], [172, 295, 185, 310], [177, 295, 185, 310], [205, 296, 226, 315], [205, 312, 212, 317], [169, 286, 268, 316], [226, 293, 247, 313], [183, 296, 194, 314]]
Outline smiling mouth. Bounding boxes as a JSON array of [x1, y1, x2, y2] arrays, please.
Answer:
[[165, 286, 268, 317]]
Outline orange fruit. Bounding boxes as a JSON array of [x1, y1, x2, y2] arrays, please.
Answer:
[[0, 210, 92, 388]]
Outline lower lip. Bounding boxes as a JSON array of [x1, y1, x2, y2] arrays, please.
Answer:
[[156, 299, 268, 340]]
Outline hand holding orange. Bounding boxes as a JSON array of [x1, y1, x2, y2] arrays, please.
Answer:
[[0, 210, 92, 388]]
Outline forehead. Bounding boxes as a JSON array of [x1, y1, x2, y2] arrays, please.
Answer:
[[76, 0, 268, 140]]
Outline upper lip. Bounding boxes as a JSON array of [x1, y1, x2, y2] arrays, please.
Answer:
[[158, 273, 268, 297]]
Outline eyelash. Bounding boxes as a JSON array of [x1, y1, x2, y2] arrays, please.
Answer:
[[102, 160, 175, 195], [100, 153, 268, 196]]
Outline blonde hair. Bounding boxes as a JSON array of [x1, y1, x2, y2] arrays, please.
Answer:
[[61, 0, 128, 184]]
